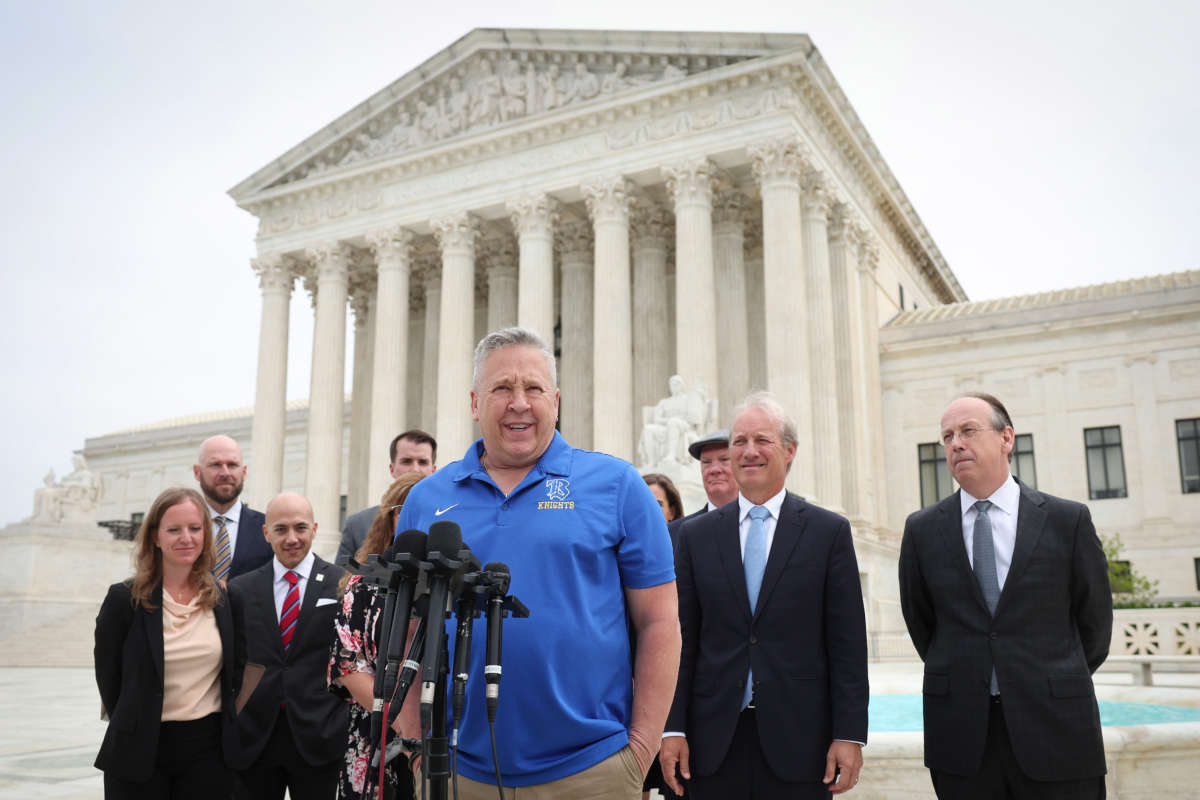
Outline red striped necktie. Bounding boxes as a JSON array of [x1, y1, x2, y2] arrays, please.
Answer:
[[279, 570, 300, 652]]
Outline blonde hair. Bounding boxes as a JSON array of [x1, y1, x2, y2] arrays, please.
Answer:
[[130, 487, 220, 610], [338, 472, 425, 596]]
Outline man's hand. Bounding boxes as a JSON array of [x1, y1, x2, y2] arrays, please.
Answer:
[[659, 736, 690, 796], [627, 726, 657, 778], [824, 740, 863, 794]]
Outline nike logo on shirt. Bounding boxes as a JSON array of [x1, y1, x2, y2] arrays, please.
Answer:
[[434, 504, 459, 516]]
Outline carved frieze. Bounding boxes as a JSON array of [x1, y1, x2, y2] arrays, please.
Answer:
[[272, 52, 726, 188]]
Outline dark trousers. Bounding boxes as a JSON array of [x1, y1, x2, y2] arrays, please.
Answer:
[[931, 697, 1105, 800], [236, 713, 339, 800], [688, 708, 830, 800], [103, 713, 231, 800]]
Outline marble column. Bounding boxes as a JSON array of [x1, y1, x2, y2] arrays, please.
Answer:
[[365, 227, 413, 504], [713, 187, 751, 426], [304, 241, 352, 556], [432, 212, 478, 463], [480, 224, 518, 333], [749, 138, 812, 497], [249, 254, 293, 506], [557, 218, 594, 448], [857, 237, 884, 521], [631, 199, 671, 426], [800, 168, 842, 511], [508, 193, 558, 342], [420, 268, 441, 436], [664, 157, 720, 407], [407, 300, 424, 431], [743, 211, 767, 393], [1129, 355, 1167, 521], [347, 266, 376, 513], [829, 203, 868, 521], [583, 176, 635, 460]]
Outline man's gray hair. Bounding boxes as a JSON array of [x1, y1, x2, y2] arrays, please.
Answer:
[[732, 391, 798, 449], [472, 327, 557, 389]]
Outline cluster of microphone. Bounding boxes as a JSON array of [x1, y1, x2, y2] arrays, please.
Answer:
[[341, 520, 528, 799]]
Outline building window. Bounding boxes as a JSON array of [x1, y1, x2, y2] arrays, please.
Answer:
[[1178, 418, 1200, 494], [339, 494, 348, 530], [1085, 426, 1127, 499], [130, 511, 144, 526], [918, 442, 954, 507], [1011, 433, 1037, 489], [898, 284, 906, 311], [1194, 558, 1200, 592]]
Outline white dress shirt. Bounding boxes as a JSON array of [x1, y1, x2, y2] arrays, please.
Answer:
[[736, 489, 787, 558], [272, 551, 316, 621], [207, 500, 243, 560], [960, 474, 1020, 591]]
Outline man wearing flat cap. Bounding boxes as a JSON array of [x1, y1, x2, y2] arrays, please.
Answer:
[[668, 429, 739, 541]]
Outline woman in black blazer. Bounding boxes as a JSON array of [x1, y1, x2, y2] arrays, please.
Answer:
[[94, 486, 238, 799]]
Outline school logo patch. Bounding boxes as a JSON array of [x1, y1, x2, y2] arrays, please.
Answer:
[[538, 478, 575, 510]]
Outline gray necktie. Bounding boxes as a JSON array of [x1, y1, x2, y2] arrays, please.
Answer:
[[742, 505, 770, 710], [972, 499, 1000, 694]]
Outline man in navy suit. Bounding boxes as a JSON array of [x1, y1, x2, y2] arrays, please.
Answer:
[[899, 393, 1111, 798], [661, 392, 868, 799], [228, 491, 349, 799], [668, 428, 737, 543], [194, 435, 272, 581]]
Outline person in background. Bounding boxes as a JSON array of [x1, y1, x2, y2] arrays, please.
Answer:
[[644, 473, 684, 525], [328, 472, 425, 800], [94, 487, 237, 799], [193, 435, 271, 582]]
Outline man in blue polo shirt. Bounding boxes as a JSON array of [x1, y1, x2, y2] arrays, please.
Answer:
[[395, 326, 680, 799]]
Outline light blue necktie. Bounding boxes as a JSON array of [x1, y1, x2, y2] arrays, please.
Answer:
[[742, 505, 770, 710], [972, 499, 1001, 695]]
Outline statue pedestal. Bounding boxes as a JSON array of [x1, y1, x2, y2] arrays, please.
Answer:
[[0, 520, 132, 667]]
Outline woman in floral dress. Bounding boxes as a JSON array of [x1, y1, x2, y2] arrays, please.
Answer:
[[328, 472, 424, 800]]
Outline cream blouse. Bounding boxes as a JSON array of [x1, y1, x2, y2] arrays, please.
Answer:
[[160, 589, 222, 721]]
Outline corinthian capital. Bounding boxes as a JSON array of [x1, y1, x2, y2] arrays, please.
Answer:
[[305, 241, 353, 282], [748, 136, 810, 185], [365, 226, 414, 271], [829, 202, 864, 246], [800, 168, 832, 217], [712, 187, 747, 228], [630, 198, 669, 246], [506, 192, 560, 237], [477, 223, 517, 269], [431, 212, 479, 254], [856, 234, 880, 273], [582, 176, 635, 224], [555, 217, 594, 257], [251, 253, 294, 293], [662, 156, 717, 207]]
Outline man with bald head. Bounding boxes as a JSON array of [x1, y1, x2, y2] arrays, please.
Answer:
[[193, 435, 271, 581], [228, 492, 349, 800]]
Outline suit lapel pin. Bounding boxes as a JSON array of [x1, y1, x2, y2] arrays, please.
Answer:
[[315, 573, 324, 582]]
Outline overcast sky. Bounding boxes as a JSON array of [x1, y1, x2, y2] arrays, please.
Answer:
[[1, 1, 1196, 526]]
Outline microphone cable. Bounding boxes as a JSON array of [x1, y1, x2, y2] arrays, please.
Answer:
[[489, 717, 505, 800]]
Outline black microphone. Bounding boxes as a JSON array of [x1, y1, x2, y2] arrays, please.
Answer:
[[451, 571, 483, 737], [373, 530, 427, 745], [367, 539, 402, 748], [482, 562, 511, 722], [419, 521, 465, 729]]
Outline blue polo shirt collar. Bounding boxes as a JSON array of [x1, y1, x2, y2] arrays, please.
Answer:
[[449, 431, 573, 486]]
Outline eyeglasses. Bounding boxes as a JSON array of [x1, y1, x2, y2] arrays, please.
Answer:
[[941, 426, 990, 446]]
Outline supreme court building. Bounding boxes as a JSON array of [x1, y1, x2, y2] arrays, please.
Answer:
[[10, 30, 1199, 662]]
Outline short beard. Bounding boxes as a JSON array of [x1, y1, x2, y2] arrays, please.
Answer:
[[199, 475, 243, 508]]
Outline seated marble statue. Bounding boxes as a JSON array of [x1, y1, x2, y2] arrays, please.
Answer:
[[639, 375, 709, 469], [33, 454, 100, 523]]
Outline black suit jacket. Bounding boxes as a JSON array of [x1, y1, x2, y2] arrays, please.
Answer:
[[898, 480, 1112, 780], [229, 504, 272, 580], [667, 505, 708, 549], [667, 494, 869, 782], [228, 555, 350, 769], [93, 581, 237, 781]]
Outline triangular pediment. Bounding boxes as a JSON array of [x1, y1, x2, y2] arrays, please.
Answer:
[[229, 28, 811, 199]]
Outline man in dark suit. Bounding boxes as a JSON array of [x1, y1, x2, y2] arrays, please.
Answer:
[[661, 392, 869, 799], [899, 392, 1112, 799], [194, 435, 272, 581], [667, 428, 737, 542], [336, 429, 437, 563], [228, 491, 350, 800]]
